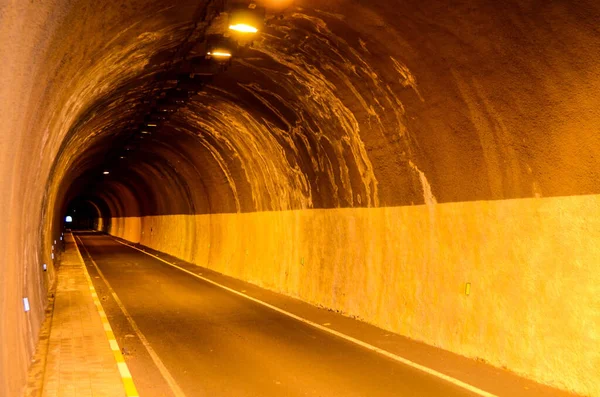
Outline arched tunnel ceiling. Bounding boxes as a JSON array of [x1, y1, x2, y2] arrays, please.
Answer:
[[49, 0, 600, 220]]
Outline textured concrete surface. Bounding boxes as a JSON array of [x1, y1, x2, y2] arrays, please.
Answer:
[[1, 0, 600, 396], [40, 235, 126, 397], [107, 193, 600, 396]]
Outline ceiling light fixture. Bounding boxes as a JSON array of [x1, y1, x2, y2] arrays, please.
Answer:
[[228, 4, 264, 34], [229, 24, 258, 33], [207, 51, 233, 58], [206, 35, 236, 64]]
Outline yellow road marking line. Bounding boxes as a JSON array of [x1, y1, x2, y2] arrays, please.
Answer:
[[76, 234, 187, 397], [72, 234, 139, 397], [110, 340, 120, 351], [118, 362, 132, 378], [114, 237, 498, 397]]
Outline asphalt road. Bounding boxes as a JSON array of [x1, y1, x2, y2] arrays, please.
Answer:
[[75, 232, 480, 397]]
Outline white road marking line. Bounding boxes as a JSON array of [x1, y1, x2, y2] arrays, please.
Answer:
[[76, 235, 187, 397], [113, 237, 498, 397]]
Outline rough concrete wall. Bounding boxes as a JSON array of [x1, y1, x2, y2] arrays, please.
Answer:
[[108, 193, 600, 396], [0, 1, 74, 395]]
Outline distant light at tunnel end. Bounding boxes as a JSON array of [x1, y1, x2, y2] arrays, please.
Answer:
[[103, 171, 110, 175], [229, 24, 258, 33]]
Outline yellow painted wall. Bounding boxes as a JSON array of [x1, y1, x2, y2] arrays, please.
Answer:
[[108, 194, 600, 396]]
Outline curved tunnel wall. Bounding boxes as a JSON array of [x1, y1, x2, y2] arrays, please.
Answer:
[[1, 0, 599, 395]]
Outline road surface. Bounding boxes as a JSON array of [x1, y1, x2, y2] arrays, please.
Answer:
[[74, 231, 480, 397]]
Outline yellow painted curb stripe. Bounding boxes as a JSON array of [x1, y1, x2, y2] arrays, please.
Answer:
[[123, 377, 138, 396], [72, 234, 139, 397]]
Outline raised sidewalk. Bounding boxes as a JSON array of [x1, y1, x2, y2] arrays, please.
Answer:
[[26, 233, 130, 397]]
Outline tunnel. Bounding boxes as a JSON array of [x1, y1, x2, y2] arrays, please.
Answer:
[[1, 0, 599, 396]]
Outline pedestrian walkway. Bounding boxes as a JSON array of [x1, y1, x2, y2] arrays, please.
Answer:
[[31, 233, 129, 397]]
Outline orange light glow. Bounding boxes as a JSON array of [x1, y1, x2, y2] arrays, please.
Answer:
[[262, 0, 293, 9], [207, 51, 232, 58], [229, 24, 258, 33]]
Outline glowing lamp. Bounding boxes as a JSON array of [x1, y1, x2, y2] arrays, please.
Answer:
[[103, 171, 110, 175], [229, 24, 258, 33], [228, 4, 265, 34], [207, 50, 233, 58], [206, 35, 236, 64]]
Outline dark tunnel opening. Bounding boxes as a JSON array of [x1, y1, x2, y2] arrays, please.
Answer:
[[64, 200, 98, 230], [64, 198, 111, 231]]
